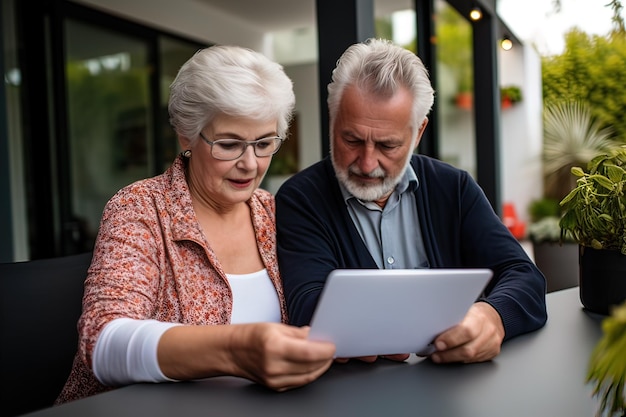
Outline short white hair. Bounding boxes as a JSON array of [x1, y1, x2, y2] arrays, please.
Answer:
[[168, 45, 295, 143]]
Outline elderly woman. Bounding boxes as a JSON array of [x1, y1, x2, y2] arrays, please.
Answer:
[[57, 45, 335, 404]]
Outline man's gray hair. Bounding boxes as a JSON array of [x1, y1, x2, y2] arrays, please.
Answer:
[[327, 38, 435, 139]]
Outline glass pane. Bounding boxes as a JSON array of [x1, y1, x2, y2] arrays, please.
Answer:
[[2, 0, 29, 260], [435, 0, 476, 177], [158, 37, 203, 171], [65, 19, 152, 251], [374, 0, 416, 50]]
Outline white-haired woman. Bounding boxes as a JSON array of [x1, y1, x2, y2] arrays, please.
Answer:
[[57, 45, 335, 404]]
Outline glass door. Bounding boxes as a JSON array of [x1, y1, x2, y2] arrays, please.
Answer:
[[63, 19, 153, 252], [435, 0, 477, 178], [157, 37, 203, 172]]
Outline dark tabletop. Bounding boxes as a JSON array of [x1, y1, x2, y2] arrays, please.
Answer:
[[24, 287, 605, 417]]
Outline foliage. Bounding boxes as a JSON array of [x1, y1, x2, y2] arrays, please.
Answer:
[[267, 152, 298, 176], [608, 0, 626, 34], [587, 300, 626, 417], [528, 216, 575, 244], [527, 197, 574, 243], [542, 101, 619, 201], [500, 85, 522, 103], [559, 146, 626, 254], [375, 16, 393, 43], [435, 4, 473, 92], [528, 197, 561, 222], [542, 29, 626, 144]]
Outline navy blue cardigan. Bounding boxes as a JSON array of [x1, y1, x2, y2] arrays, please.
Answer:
[[276, 155, 547, 341]]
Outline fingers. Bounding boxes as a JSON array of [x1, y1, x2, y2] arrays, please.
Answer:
[[382, 353, 411, 362], [430, 302, 505, 364], [240, 323, 335, 391], [264, 354, 335, 392], [430, 335, 500, 363]]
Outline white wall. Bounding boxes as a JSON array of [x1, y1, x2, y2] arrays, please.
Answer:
[[74, 0, 268, 52], [498, 45, 544, 224]]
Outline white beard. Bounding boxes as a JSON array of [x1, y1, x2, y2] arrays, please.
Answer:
[[336, 165, 398, 201], [331, 138, 416, 202]]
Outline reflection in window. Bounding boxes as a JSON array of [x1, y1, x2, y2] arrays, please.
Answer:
[[373, 0, 477, 177], [158, 37, 204, 171], [374, 0, 416, 51], [81, 52, 131, 75], [435, 0, 476, 177], [65, 19, 152, 251]]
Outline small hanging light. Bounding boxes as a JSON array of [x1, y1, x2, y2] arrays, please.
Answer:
[[501, 35, 513, 51], [469, 5, 483, 21]]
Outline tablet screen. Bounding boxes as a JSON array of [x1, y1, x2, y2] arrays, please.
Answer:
[[307, 268, 492, 358]]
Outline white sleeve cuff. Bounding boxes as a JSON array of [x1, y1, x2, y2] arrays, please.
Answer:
[[92, 317, 182, 386]]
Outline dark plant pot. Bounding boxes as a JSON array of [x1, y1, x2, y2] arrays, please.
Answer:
[[533, 242, 578, 293], [579, 245, 626, 315]]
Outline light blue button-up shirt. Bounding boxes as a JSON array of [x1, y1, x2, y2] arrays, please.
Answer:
[[340, 166, 430, 269]]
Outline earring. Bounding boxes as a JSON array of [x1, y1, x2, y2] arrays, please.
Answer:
[[181, 149, 191, 158]]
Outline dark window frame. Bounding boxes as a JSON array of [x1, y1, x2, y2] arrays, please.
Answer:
[[16, 0, 206, 258]]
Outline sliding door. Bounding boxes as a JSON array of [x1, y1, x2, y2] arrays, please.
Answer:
[[64, 18, 153, 252]]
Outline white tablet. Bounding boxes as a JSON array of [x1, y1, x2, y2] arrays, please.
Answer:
[[307, 268, 492, 358]]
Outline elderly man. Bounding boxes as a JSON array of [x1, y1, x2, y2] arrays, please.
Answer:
[[276, 38, 546, 364]]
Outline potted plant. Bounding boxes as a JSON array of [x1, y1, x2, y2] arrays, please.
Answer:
[[453, 70, 473, 110], [500, 85, 522, 108], [436, 6, 473, 111], [559, 145, 626, 315], [454, 90, 473, 110], [527, 197, 578, 292], [586, 299, 626, 417]]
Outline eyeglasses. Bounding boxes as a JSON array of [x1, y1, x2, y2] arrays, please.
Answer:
[[199, 133, 284, 161]]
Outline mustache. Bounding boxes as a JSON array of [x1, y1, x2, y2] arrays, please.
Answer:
[[348, 165, 386, 178]]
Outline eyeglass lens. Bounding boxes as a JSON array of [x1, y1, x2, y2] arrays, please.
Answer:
[[211, 138, 282, 160]]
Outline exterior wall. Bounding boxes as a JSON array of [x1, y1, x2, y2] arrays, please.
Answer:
[[498, 45, 544, 225], [74, 0, 268, 52]]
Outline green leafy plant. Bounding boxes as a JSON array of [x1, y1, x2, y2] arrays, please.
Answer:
[[529, 197, 561, 222], [559, 146, 626, 254], [528, 216, 575, 244], [500, 85, 522, 103], [527, 197, 574, 244], [435, 3, 472, 95], [543, 101, 619, 202], [587, 300, 626, 417], [542, 28, 626, 144]]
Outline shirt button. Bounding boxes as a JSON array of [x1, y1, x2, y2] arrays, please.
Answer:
[[387, 256, 395, 265]]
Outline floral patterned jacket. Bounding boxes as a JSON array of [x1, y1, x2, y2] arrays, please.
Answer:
[[56, 155, 285, 404]]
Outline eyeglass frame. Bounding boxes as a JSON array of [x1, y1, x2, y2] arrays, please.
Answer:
[[198, 132, 284, 161]]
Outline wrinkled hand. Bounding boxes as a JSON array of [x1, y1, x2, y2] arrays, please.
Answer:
[[428, 301, 505, 363], [334, 353, 410, 364], [230, 323, 335, 391]]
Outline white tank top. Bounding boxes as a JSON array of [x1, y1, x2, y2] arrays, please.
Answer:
[[226, 269, 281, 324]]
